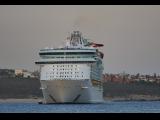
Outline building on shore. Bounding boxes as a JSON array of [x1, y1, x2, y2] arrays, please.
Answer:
[[15, 69, 37, 78], [103, 73, 160, 84]]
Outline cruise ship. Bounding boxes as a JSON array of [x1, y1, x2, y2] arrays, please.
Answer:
[[35, 31, 104, 103]]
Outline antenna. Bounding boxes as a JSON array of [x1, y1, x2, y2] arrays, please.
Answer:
[[66, 31, 84, 48]]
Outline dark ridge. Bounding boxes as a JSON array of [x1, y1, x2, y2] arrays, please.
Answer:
[[0, 77, 42, 99], [1, 77, 160, 100]]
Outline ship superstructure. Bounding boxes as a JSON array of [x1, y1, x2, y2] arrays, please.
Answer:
[[35, 31, 104, 103]]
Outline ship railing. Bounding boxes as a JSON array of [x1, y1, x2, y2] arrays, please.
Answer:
[[37, 58, 96, 62]]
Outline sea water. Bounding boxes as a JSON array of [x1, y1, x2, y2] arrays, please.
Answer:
[[0, 101, 160, 113]]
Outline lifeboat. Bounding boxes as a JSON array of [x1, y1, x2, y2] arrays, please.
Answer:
[[89, 42, 104, 48]]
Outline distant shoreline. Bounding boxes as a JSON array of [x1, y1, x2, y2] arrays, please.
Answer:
[[0, 98, 43, 103], [104, 95, 160, 101], [0, 95, 160, 103]]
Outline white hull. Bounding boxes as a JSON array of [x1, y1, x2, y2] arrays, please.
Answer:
[[40, 80, 104, 103]]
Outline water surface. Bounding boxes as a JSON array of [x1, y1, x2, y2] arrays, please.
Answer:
[[0, 101, 160, 113]]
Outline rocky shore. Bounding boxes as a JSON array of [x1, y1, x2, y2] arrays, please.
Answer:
[[0, 98, 43, 103]]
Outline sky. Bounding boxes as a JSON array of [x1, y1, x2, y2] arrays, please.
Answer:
[[0, 5, 160, 74]]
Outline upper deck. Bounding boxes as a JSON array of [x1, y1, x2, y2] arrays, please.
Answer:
[[35, 31, 104, 64], [39, 48, 96, 55]]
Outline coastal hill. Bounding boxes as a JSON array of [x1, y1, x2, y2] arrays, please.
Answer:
[[103, 81, 160, 101], [0, 77, 42, 99], [0, 76, 160, 101]]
